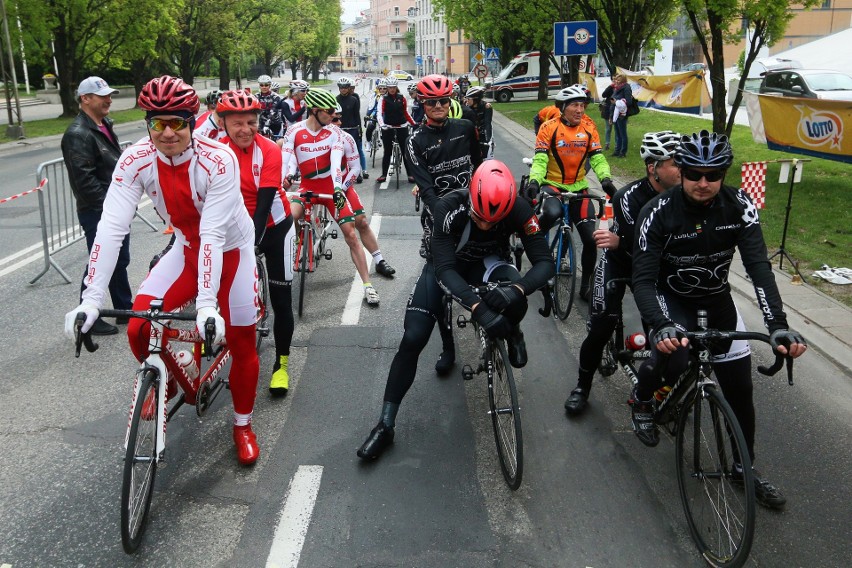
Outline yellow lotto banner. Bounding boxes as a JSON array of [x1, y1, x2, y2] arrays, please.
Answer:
[[578, 72, 600, 101], [758, 95, 852, 164], [616, 67, 712, 114]]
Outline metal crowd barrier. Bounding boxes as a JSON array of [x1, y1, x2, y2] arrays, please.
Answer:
[[30, 142, 159, 284]]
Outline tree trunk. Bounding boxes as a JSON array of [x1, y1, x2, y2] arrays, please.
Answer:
[[52, 26, 78, 117], [218, 58, 230, 91], [538, 50, 549, 101]]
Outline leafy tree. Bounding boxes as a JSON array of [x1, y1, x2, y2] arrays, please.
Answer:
[[683, 0, 820, 135]]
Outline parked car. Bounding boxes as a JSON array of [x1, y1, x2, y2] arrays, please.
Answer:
[[759, 69, 852, 101], [390, 71, 414, 81]]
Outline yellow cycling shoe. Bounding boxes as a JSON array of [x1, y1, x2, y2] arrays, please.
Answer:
[[269, 355, 289, 397]]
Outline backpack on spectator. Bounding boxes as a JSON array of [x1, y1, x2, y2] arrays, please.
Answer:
[[627, 96, 640, 117]]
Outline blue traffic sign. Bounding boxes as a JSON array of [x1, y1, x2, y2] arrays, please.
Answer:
[[553, 20, 598, 56], [485, 47, 500, 61], [415, 55, 423, 66]]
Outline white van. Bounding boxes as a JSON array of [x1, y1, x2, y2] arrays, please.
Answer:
[[485, 51, 562, 102]]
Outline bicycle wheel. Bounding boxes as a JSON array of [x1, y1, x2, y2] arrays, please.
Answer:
[[297, 222, 311, 318], [121, 370, 159, 553], [598, 334, 618, 377], [676, 386, 756, 568], [371, 130, 379, 167], [487, 340, 523, 490], [393, 143, 401, 189], [255, 257, 270, 352], [551, 226, 577, 320]]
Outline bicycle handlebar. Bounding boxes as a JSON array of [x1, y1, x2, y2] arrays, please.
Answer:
[[285, 190, 335, 201], [684, 329, 795, 385]]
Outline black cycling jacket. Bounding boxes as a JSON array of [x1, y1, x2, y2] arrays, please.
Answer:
[[336, 92, 362, 134], [632, 184, 788, 333], [408, 117, 482, 211], [468, 102, 493, 143], [432, 189, 553, 310], [610, 177, 658, 268]]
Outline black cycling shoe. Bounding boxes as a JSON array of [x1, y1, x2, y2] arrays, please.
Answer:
[[375, 260, 396, 277], [91, 318, 118, 336], [630, 393, 659, 447], [435, 350, 455, 376], [507, 328, 527, 368], [357, 421, 395, 461], [564, 387, 589, 416], [361, 171, 369, 179], [732, 463, 787, 510], [356, 175, 363, 184]]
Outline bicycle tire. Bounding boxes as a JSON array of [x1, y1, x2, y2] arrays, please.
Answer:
[[255, 257, 270, 352], [598, 334, 618, 377], [551, 226, 576, 320], [121, 370, 159, 553], [488, 339, 523, 490], [298, 223, 310, 318], [371, 130, 379, 167], [393, 143, 401, 189], [676, 386, 756, 568]]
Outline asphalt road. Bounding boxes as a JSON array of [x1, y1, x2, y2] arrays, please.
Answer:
[[0, 90, 849, 567]]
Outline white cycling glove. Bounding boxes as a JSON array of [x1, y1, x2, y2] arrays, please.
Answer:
[[196, 306, 225, 346], [64, 302, 100, 339]]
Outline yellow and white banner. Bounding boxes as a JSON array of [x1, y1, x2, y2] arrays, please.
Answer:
[[744, 92, 851, 164], [616, 67, 712, 114], [578, 72, 600, 102]]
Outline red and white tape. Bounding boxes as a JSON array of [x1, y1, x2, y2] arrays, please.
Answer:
[[0, 178, 47, 205]]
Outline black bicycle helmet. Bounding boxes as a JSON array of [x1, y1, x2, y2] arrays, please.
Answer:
[[674, 130, 734, 169], [206, 89, 222, 106]]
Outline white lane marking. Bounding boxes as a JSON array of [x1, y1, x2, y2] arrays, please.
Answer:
[[0, 199, 153, 278], [341, 213, 382, 325], [266, 465, 323, 568]]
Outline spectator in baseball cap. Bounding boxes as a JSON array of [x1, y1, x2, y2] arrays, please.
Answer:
[[76, 76, 119, 99]]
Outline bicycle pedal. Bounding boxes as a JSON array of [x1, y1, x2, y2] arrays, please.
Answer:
[[456, 315, 468, 328], [462, 365, 474, 380], [324, 250, 332, 260], [331, 231, 338, 239]]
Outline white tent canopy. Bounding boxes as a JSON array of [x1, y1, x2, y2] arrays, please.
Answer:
[[765, 28, 852, 74]]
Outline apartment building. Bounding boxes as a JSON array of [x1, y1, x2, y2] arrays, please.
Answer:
[[370, 0, 416, 74]]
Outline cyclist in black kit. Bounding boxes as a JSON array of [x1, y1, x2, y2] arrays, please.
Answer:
[[336, 77, 368, 180], [256, 74, 283, 138], [463, 86, 493, 159], [408, 73, 483, 375], [564, 131, 682, 416], [357, 161, 553, 461], [375, 76, 415, 183], [631, 130, 807, 509]]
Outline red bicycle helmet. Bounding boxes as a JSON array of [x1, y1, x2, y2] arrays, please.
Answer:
[[470, 160, 517, 223], [216, 90, 262, 115], [417, 74, 453, 98], [138, 75, 199, 114]]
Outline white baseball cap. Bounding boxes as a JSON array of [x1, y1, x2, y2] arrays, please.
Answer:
[[77, 76, 119, 97]]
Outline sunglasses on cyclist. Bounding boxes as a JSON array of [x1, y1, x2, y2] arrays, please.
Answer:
[[681, 168, 726, 183], [147, 117, 190, 132], [259, 83, 271, 87], [331, 116, 342, 123], [423, 97, 451, 107]]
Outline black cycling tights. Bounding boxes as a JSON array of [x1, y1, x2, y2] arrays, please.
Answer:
[[259, 220, 295, 359], [538, 195, 597, 285], [380, 127, 412, 177]]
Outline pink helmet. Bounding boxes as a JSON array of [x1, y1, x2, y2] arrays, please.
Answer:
[[138, 75, 199, 114], [470, 160, 517, 223], [417, 74, 453, 99]]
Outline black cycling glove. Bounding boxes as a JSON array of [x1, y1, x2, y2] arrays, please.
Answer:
[[525, 180, 540, 202], [600, 178, 617, 199], [769, 328, 807, 351], [483, 285, 525, 312], [333, 189, 347, 211], [472, 304, 513, 339], [652, 324, 684, 346]]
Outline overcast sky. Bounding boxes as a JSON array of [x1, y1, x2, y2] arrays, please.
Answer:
[[341, 0, 369, 25]]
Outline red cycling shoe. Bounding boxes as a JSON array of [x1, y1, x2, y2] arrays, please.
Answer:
[[233, 424, 260, 465]]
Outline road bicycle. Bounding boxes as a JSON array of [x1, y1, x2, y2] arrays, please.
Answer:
[[255, 251, 270, 351], [290, 190, 338, 317], [636, 309, 795, 567], [365, 117, 381, 168], [447, 283, 523, 490], [389, 137, 403, 189], [73, 300, 228, 554]]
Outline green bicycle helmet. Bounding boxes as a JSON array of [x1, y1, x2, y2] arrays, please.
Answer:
[[303, 88, 339, 110], [449, 98, 463, 119]]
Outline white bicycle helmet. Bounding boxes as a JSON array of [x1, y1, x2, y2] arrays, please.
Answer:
[[257, 74, 272, 85], [337, 77, 354, 88], [289, 79, 310, 93], [553, 85, 589, 104], [640, 131, 682, 162], [465, 86, 486, 99], [384, 76, 399, 87]]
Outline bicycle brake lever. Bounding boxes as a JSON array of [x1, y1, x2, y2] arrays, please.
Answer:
[[786, 356, 794, 386], [204, 317, 216, 359], [74, 313, 99, 357]]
